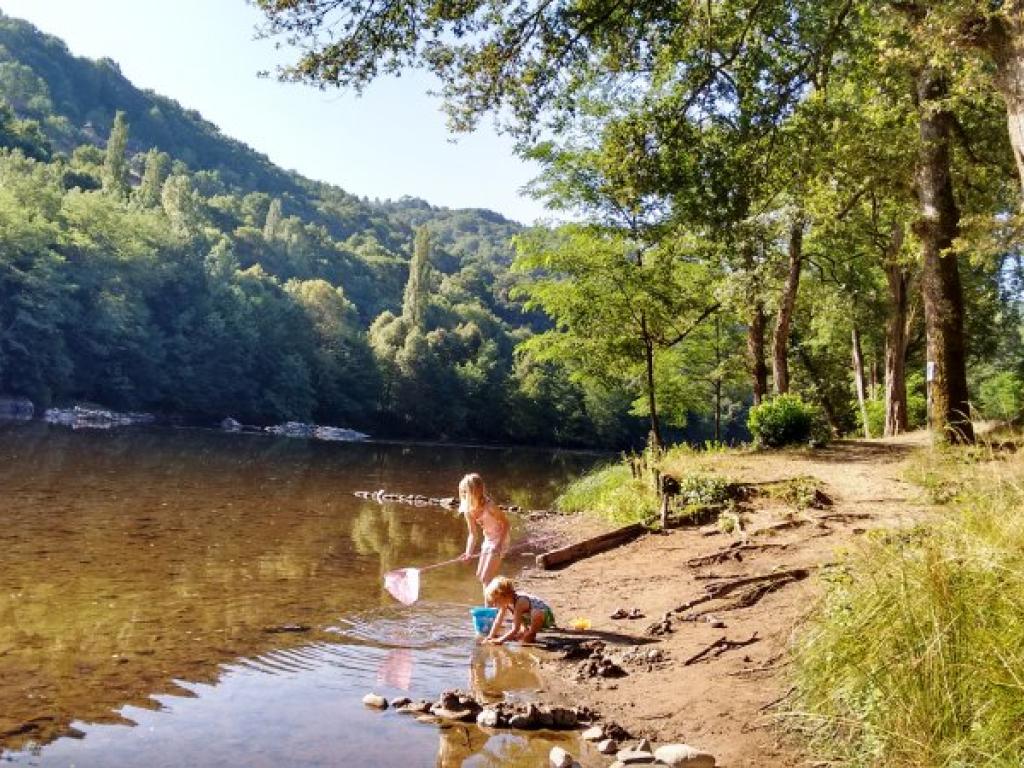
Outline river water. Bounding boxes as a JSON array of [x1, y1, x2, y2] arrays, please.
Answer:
[[0, 422, 605, 767]]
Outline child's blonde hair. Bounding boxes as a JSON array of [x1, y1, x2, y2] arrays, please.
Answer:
[[484, 575, 516, 606], [459, 473, 487, 511]]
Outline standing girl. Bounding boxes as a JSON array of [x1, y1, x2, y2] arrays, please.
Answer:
[[459, 473, 510, 594]]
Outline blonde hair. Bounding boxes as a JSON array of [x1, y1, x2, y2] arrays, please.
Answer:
[[484, 575, 516, 606], [459, 473, 487, 512]]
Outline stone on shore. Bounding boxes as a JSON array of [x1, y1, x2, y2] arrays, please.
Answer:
[[597, 738, 619, 754], [616, 748, 657, 764], [653, 744, 716, 767], [581, 725, 605, 741], [362, 693, 388, 709], [549, 746, 574, 768]]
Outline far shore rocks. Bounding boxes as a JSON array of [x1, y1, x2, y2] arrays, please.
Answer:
[[43, 405, 155, 429], [264, 420, 369, 442], [0, 396, 34, 420]]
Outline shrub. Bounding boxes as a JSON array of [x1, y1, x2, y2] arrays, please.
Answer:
[[747, 393, 824, 447], [854, 398, 886, 438], [676, 471, 730, 506], [979, 371, 1024, 422]]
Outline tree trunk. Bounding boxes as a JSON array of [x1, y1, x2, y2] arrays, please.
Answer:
[[883, 224, 911, 436], [748, 304, 768, 405], [795, 346, 840, 435], [714, 315, 722, 442], [913, 67, 974, 444], [852, 326, 870, 438], [772, 219, 803, 395], [976, 9, 1024, 196], [641, 316, 663, 450]]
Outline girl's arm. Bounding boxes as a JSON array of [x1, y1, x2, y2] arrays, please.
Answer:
[[489, 599, 526, 644], [484, 605, 509, 642], [461, 508, 479, 559]]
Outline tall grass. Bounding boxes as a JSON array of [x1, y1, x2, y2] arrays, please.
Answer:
[[555, 462, 658, 523], [792, 443, 1024, 766]]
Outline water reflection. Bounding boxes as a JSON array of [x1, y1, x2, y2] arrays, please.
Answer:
[[0, 423, 602, 765]]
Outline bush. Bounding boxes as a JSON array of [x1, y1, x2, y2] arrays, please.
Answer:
[[979, 371, 1024, 422], [854, 398, 886, 438], [747, 393, 824, 447]]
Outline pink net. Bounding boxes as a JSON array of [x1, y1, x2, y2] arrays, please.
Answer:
[[384, 567, 421, 605]]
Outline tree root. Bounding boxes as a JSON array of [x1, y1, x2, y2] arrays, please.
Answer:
[[686, 542, 790, 567], [683, 633, 760, 665]]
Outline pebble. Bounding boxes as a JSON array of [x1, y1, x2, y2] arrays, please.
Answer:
[[654, 744, 716, 767], [549, 746, 574, 768], [598, 738, 619, 754], [361, 693, 388, 709], [582, 725, 605, 741]]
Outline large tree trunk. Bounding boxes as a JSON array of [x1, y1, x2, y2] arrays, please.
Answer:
[[772, 219, 803, 395], [883, 224, 911, 436], [851, 326, 870, 438], [913, 67, 974, 444], [748, 304, 768, 405], [972, 9, 1024, 195]]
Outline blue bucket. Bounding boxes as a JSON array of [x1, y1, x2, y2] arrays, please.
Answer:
[[470, 606, 499, 635]]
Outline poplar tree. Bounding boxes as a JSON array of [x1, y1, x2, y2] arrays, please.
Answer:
[[101, 110, 129, 198], [136, 148, 170, 209], [402, 227, 431, 328]]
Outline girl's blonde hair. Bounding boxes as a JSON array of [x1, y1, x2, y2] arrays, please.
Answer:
[[484, 575, 516, 606], [459, 473, 487, 511]]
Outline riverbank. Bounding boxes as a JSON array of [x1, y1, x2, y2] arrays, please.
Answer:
[[519, 436, 934, 766]]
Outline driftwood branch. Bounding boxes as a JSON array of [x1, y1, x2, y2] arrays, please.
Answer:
[[684, 633, 760, 665]]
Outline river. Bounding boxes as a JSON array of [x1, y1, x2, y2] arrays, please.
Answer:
[[0, 422, 606, 767]]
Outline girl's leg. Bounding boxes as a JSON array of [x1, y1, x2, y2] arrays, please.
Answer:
[[521, 609, 546, 644], [477, 550, 503, 591]]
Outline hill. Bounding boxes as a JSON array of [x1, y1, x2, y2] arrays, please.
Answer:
[[0, 11, 637, 446]]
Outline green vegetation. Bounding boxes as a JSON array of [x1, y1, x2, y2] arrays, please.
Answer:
[[747, 394, 825, 448], [555, 463, 658, 524], [793, 441, 1024, 766], [0, 13, 638, 445]]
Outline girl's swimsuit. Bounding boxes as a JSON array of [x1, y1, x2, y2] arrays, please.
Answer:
[[473, 501, 510, 555], [517, 592, 556, 629]]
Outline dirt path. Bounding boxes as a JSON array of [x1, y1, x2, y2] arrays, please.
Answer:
[[520, 437, 933, 767]]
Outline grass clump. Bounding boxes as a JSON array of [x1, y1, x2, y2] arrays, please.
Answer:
[[792, 444, 1024, 766], [555, 462, 658, 523]]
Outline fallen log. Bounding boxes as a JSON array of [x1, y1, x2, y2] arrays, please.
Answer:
[[536, 523, 646, 570]]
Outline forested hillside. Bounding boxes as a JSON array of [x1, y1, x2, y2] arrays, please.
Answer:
[[0, 12, 638, 446]]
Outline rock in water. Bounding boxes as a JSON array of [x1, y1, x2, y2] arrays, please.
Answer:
[[476, 708, 500, 728], [654, 744, 716, 767], [220, 417, 242, 431], [362, 693, 388, 709], [549, 746, 574, 768]]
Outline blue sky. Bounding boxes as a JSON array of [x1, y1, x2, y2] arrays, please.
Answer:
[[0, 0, 550, 224]]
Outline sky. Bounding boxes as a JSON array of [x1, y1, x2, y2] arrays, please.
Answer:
[[0, 0, 551, 224]]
